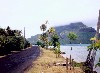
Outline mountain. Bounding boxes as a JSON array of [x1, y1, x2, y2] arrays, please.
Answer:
[[27, 22, 97, 45], [27, 34, 40, 44], [55, 22, 96, 44]]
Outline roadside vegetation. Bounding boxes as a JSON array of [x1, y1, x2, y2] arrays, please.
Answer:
[[39, 23, 61, 57], [0, 26, 30, 56]]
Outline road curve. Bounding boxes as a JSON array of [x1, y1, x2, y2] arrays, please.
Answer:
[[0, 46, 40, 73]]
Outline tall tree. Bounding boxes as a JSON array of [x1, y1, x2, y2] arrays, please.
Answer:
[[40, 24, 47, 33], [67, 32, 77, 70], [67, 32, 77, 44], [67, 32, 77, 50], [40, 21, 48, 48], [84, 38, 100, 73]]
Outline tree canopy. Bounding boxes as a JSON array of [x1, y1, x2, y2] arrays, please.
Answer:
[[67, 32, 77, 44], [0, 26, 30, 55]]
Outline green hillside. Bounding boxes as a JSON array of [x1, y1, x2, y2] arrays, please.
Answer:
[[27, 22, 97, 45]]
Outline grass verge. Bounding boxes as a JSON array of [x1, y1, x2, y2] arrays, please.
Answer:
[[25, 47, 83, 73]]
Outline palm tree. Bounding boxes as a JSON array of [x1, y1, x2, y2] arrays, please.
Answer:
[[40, 20, 48, 33], [67, 32, 77, 43], [67, 32, 77, 49], [67, 32, 77, 70], [84, 37, 98, 73], [40, 21, 48, 48], [40, 24, 47, 33]]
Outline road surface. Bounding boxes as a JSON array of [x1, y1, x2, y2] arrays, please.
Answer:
[[0, 46, 40, 73]]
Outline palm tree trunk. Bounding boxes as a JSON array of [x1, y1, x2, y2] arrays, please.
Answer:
[[90, 49, 96, 71], [84, 49, 92, 73], [86, 49, 92, 62], [85, 49, 97, 73]]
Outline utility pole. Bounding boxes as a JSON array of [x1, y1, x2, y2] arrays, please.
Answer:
[[23, 27, 25, 49]]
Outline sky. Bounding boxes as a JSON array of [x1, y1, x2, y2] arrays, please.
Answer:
[[0, 0, 100, 38]]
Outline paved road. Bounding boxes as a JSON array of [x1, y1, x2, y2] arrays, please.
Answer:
[[0, 46, 40, 73]]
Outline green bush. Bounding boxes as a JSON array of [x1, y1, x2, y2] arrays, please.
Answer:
[[36, 41, 42, 46], [74, 62, 82, 67]]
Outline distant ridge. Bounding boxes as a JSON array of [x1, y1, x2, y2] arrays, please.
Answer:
[[27, 22, 97, 45]]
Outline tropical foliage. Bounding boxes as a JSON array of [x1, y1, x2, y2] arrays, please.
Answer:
[[39, 33, 48, 48], [67, 32, 77, 44], [39, 23, 48, 48], [51, 33, 59, 48], [48, 27, 55, 34], [54, 42, 61, 58], [39, 24, 60, 49], [40, 24, 47, 32], [0, 26, 30, 55]]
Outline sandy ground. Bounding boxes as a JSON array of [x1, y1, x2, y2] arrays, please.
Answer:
[[25, 47, 83, 73]]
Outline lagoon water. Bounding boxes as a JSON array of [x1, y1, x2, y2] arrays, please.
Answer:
[[60, 44, 100, 72]]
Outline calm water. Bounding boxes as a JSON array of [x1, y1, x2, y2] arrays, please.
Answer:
[[60, 44, 100, 72]]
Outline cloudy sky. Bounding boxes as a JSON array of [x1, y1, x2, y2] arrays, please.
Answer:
[[0, 0, 100, 38]]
